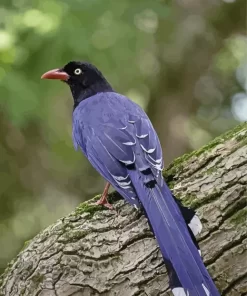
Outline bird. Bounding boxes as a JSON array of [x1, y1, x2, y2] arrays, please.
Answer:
[[41, 61, 220, 296]]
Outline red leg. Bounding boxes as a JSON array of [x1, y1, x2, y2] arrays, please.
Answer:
[[96, 182, 113, 209]]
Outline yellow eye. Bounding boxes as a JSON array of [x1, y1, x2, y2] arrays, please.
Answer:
[[74, 68, 82, 75]]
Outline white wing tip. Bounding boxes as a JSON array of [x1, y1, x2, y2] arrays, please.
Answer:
[[136, 133, 148, 139], [123, 141, 136, 146], [140, 144, 156, 154]]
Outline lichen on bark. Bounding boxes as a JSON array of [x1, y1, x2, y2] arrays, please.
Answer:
[[0, 124, 246, 296]]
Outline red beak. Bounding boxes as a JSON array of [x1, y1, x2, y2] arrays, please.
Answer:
[[41, 68, 69, 81]]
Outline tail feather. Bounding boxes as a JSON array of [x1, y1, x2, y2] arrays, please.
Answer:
[[142, 193, 202, 295], [129, 170, 219, 296]]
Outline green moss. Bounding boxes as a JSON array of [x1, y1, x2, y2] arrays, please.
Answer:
[[235, 133, 246, 142], [230, 208, 247, 225], [239, 137, 247, 147], [62, 229, 90, 242], [74, 202, 102, 217], [90, 191, 122, 204], [205, 167, 218, 175], [72, 230, 90, 239], [163, 153, 189, 177], [21, 240, 31, 251], [182, 189, 222, 209], [217, 122, 247, 141], [167, 181, 175, 189], [90, 194, 102, 202], [31, 273, 44, 288], [164, 123, 247, 180], [182, 193, 199, 208], [74, 191, 122, 216]]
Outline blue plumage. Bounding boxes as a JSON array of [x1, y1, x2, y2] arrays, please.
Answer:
[[42, 61, 220, 296], [73, 92, 220, 296]]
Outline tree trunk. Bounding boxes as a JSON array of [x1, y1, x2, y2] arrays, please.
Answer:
[[0, 124, 246, 296]]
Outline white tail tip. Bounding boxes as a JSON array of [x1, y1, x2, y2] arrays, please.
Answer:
[[172, 287, 189, 296], [188, 215, 202, 236]]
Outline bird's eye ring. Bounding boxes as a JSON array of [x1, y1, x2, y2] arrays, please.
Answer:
[[74, 68, 82, 75]]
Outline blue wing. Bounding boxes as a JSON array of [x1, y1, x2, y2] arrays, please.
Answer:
[[82, 114, 164, 208]]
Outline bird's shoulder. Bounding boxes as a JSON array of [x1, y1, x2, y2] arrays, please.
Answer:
[[73, 92, 147, 126]]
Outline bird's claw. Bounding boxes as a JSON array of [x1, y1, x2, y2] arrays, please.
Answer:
[[96, 199, 114, 210]]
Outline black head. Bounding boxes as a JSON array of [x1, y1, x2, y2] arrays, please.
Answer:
[[41, 61, 113, 108]]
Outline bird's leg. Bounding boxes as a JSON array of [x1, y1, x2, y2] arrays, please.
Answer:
[[96, 182, 113, 209]]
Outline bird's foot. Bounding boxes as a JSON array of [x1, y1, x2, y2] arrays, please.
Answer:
[[95, 182, 114, 210], [96, 198, 113, 210]]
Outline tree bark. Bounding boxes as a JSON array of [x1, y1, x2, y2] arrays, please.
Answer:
[[0, 124, 246, 296]]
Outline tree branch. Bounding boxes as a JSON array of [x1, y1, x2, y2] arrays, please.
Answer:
[[1, 124, 247, 296]]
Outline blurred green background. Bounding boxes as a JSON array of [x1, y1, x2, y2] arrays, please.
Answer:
[[0, 0, 246, 274]]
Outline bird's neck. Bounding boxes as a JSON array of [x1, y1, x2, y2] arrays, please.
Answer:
[[71, 81, 113, 109]]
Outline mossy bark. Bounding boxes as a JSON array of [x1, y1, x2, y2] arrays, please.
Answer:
[[1, 124, 247, 296]]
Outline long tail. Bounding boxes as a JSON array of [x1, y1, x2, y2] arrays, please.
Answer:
[[142, 199, 202, 296], [128, 171, 220, 296], [143, 195, 203, 296]]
